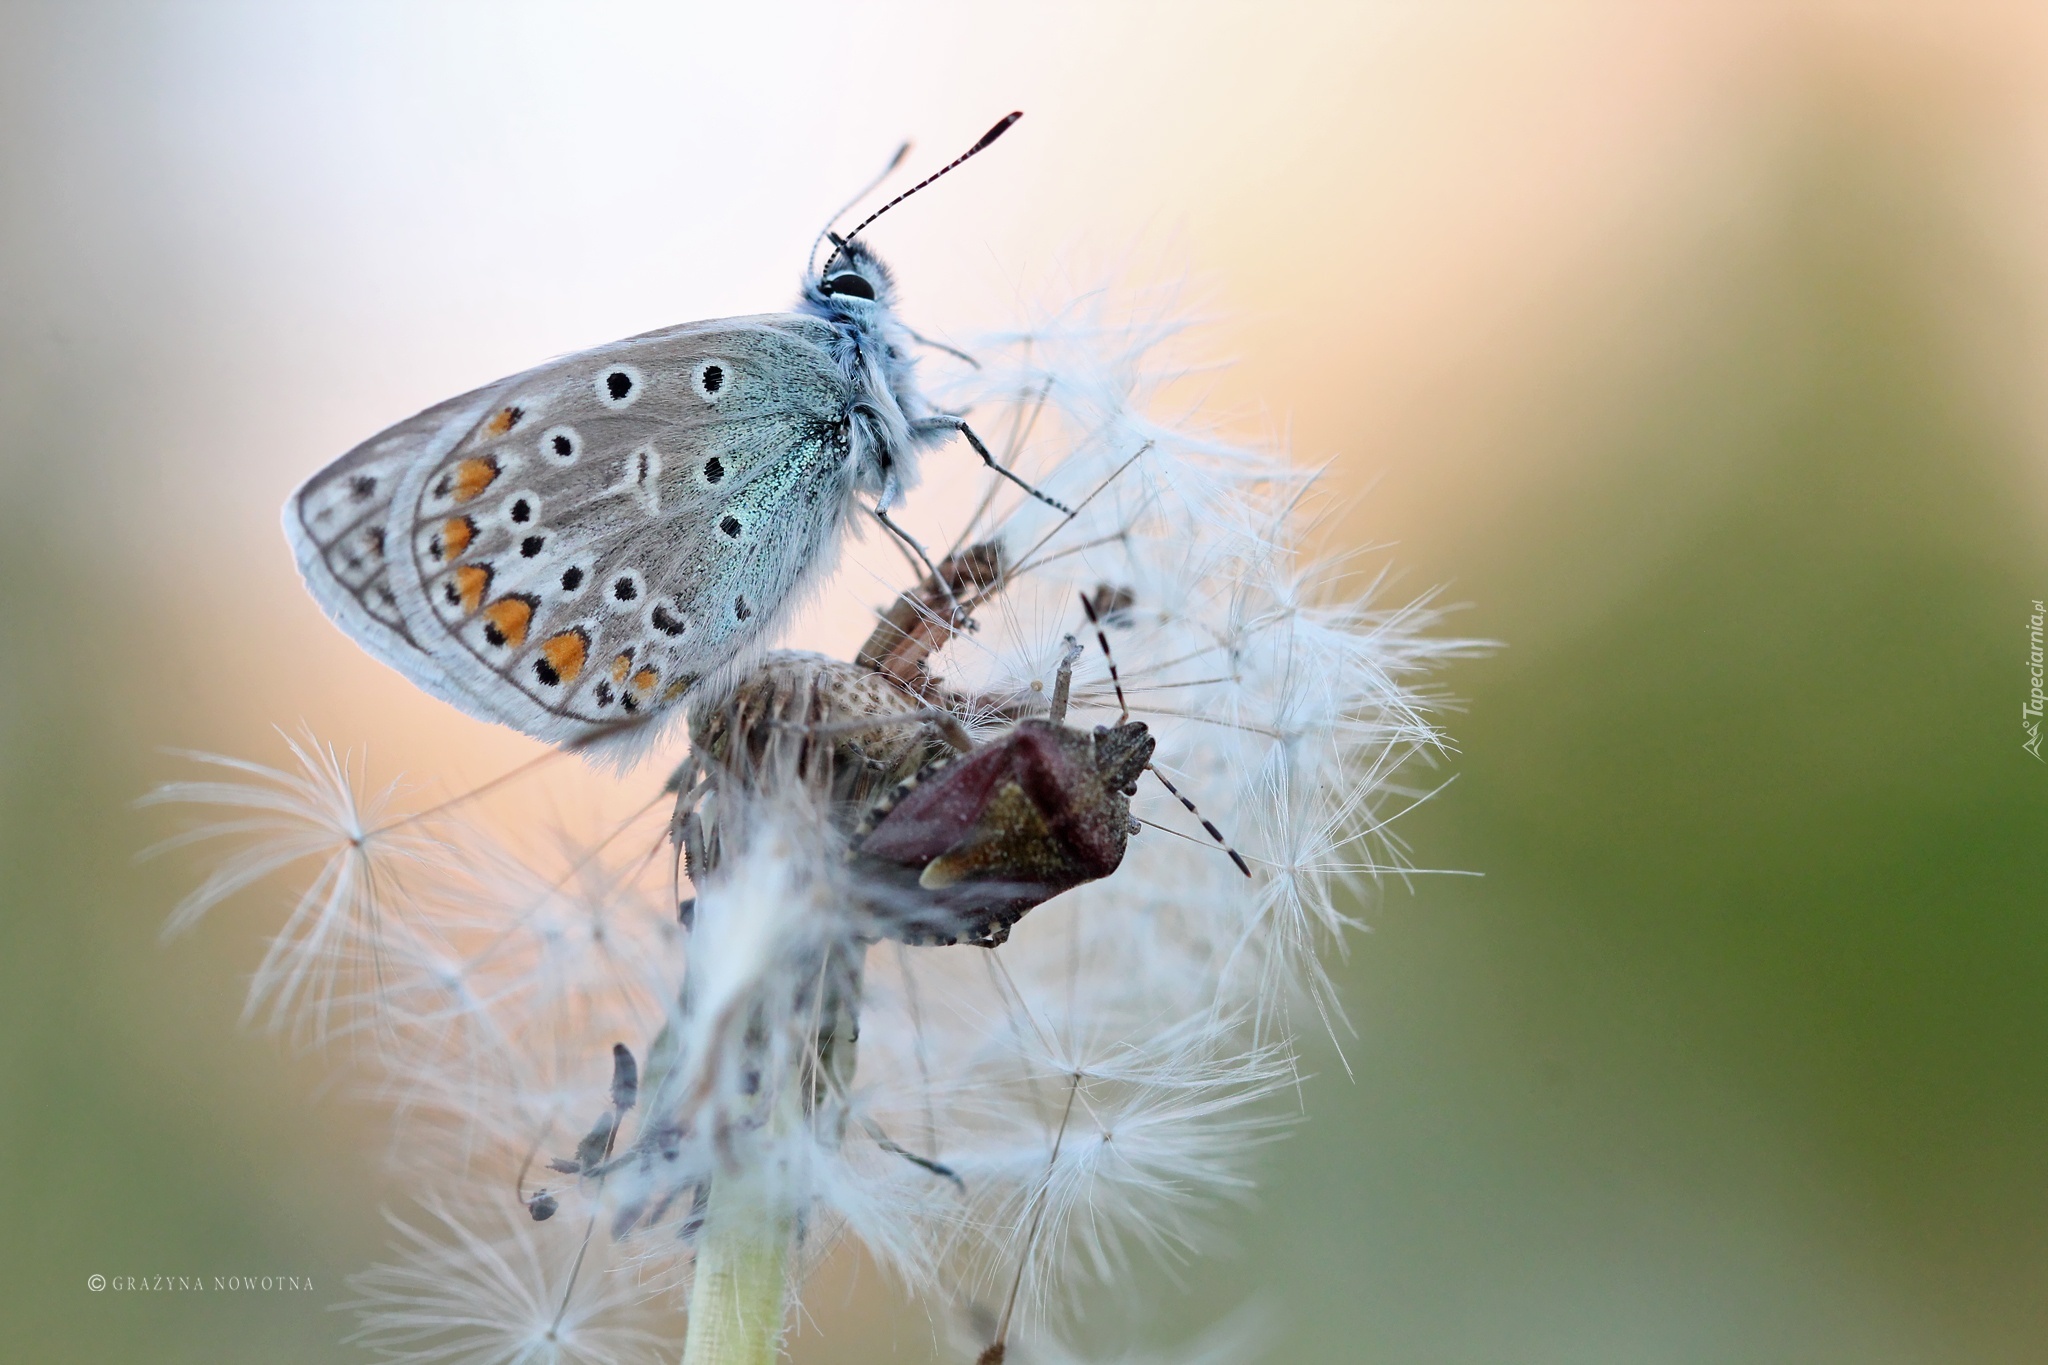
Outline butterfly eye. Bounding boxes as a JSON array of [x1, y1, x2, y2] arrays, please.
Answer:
[[823, 272, 875, 300]]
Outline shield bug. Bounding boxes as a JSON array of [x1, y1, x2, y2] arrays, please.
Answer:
[[848, 713, 1156, 947], [676, 541, 1245, 949], [843, 579, 1249, 947]]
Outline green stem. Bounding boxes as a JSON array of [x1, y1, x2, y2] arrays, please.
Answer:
[[680, 1175, 792, 1365]]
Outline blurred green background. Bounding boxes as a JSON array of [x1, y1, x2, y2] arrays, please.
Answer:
[[1222, 134, 2048, 1364], [3, 4, 2045, 1362]]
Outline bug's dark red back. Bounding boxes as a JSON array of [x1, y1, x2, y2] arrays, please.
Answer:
[[852, 719, 1155, 947]]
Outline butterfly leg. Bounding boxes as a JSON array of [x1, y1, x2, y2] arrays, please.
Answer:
[[923, 416, 1073, 514], [870, 505, 963, 619]]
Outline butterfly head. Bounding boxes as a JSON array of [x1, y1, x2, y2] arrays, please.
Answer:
[[806, 236, 897, 316]]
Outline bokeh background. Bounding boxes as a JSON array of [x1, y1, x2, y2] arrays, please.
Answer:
[[4, 2, 2046, 1361]]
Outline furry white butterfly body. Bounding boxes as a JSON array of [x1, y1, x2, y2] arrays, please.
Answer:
[[285, 240, 959, 752]]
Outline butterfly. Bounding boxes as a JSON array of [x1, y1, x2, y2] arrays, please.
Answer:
[[282, 113, 1055, 752]]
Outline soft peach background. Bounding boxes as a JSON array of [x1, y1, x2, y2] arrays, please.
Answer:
[[4, 3, 2046, 1362]]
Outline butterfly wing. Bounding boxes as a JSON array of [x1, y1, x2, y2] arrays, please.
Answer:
[[285, 378, 525, 722], [361, 315, 858, 747]]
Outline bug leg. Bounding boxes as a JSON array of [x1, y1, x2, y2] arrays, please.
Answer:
[[929, 416, 1072, 514], [666, 757, 709, 925], [675, 810, 706, 927], [1047, 635, 1084, 725], [979, 1070, 1082, 1365], [857, 540, 1006, 694], [778, 706, 973, 754], [859, 1117, 966, 1191]]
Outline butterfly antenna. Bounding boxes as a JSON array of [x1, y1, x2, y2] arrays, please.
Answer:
[[822, 111, 1022, 277], [807, 140, 913, 280], [1076, 591, 1128, 723]]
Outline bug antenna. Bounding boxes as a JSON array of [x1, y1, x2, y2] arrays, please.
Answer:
[[807, 140, 913, 280], [821, 111, 1022, 278], [1146, 765, 1253, 878], [1077, 591, 1127, 723]]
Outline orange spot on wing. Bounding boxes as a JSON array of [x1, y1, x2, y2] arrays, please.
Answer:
[[483, 405, 523, 436], [541, 631, 588, 684], [611, 653, 633, 682], [454, 565, 492, 613], [629, 667, 658, 693], [438, 516, 474, 559], [451, 456, 500, 503], [482, 596, 534, 647]]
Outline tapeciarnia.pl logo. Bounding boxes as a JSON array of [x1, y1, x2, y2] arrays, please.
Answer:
[[2026, 600, 2045, 761]]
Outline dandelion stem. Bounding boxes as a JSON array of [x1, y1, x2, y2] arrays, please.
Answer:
[[680, 1176, 791, 1365]]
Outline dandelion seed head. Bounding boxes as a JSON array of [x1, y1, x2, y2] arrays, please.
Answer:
[[345, 1199, 673, 1365], [154, 274, 1483, 1357]]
